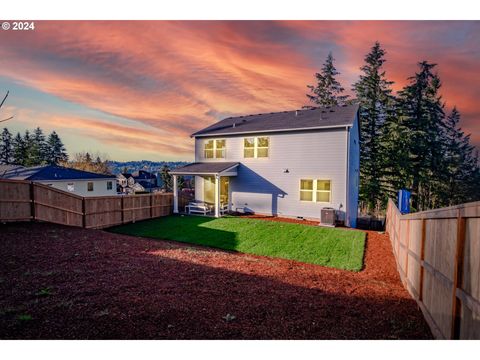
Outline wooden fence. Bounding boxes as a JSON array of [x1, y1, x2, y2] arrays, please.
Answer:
[[0, 179, 173, 229], [386, 198, 480, 339]]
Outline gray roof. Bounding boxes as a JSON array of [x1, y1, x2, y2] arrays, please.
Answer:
[[192, 104, 359, 137], [0, 164, 24, 175], [170, 162, 239, 175], [1, 165, 116, 181]]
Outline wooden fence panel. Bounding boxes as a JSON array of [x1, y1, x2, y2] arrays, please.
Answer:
[[0, 179, 174, 230], [34, 183, 83, 227], [0, 180, 31, 221], [84, 196, 122, 229], [386, 199, 480, 339]]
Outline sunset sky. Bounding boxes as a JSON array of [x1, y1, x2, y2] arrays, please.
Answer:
[[1, 20, 479, 161]]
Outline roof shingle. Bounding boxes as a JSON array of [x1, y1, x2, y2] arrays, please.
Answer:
[[192, 104, 358, 137]]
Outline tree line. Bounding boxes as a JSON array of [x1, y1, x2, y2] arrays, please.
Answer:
[[0, 127, 68, 167], [306, 42, 480, 214]]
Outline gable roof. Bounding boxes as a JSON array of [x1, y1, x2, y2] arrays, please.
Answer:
[[1, 165, 116, 181], [170, 162, 239, 175], [192, 104, 359, 137]]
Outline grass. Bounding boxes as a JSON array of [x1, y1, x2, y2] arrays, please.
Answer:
[[110, 215, 366, 271]]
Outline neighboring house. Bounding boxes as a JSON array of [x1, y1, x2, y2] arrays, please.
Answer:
[[116, 171, 159, 194], [116, 173, 137, 194], [0, 164, 24, 177], [171, 104, 360, 227], [1, 165, 117, 197], [133, 170, 160, 193]]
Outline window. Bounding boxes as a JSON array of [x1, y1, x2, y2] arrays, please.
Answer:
[[215, 139, 226, 158], [204, 140, 214, 159], [87, 182, 94, 192], [204, 139, 226, 159], [243, 137, 269, 158], [300, 179, 331, 203], [67, 183, 75, 192], [316, 180, 331, 203], [300, 179, 313, 201], [107, 181, 113, 190], [244, 138, 255, 158]]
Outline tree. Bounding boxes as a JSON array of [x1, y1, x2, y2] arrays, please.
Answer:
[[352, 42, 396, 214], [306, 52, 349, 107], [0, 128, 13, 164], [45, 131, 68, 165], [12, 132, 27, 165], [160, 165, 172, 191], [30, 127, 47, 166], [396, 61, 446, 211], [65, 151, 111, 174], [441, 107, 480, 205]]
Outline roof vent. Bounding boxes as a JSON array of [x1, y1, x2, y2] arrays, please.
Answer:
[[233, 122, 236, 128], [295, 110, 298, 116]]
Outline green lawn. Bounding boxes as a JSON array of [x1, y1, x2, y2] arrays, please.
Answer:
[[109, 216, 366, 271]]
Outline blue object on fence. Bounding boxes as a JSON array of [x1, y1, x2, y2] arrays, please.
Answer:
[[398, 189, 411, 214]]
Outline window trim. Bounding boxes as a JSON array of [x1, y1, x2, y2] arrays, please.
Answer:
[[204, 138, 226, 159], [107, 181, 113, 190], [299, 178, 332, 203], [243, 136, 270, 159], [87, 181, 94, 192]]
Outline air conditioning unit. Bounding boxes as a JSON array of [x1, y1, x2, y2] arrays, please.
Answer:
[[320, 207, 336, 227]]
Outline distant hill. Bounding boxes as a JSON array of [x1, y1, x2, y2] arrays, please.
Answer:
[[108, 160, 189, 175]]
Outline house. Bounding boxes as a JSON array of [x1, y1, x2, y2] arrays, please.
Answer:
[[1, 165, 117, 197], [170, 104, 360, 227], [116, 171, 158, 194], [133, 170, 160, 193]]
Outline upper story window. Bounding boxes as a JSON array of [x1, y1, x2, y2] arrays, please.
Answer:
[[300, 179, 331, 203], [204, 139, 225, 159], [244, 137, 269, 158]]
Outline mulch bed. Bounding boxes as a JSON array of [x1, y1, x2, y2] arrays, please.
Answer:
[[0, 221, 432, 339]]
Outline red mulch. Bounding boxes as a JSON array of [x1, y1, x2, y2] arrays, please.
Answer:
[[0, 221, 432, 339]]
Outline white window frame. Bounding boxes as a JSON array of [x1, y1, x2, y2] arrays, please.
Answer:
[[299, 179, 332, 203], [243, 136, 270, 158], [204, 139, 226, 159]]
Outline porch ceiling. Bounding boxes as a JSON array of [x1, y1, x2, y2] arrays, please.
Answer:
[[170, 162, 239, 176]]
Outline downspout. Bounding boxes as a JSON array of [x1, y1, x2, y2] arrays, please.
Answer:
[[345, 126, 350, 227]]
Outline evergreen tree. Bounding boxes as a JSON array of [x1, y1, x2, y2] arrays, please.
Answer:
[[352, 42, 395, 214], [160, 165, 172, 191], [12, 132, 27, 165], [30, 127, 47, 165], [442, 107, 480, 205], [397, 61, 446, 211], [306, 52, 349, 107], [0, 128, 13, 164], [46, 131, 68, 165]]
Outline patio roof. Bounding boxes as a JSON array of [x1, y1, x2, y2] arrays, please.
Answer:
[[170, 162, 240, 176]]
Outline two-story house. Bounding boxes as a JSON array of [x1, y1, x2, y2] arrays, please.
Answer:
[[170, 104, 360, 227]]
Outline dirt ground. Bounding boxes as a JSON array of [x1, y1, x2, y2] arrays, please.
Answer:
[[0, 221, 432, 339]]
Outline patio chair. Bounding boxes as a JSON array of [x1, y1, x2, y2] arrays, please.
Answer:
[[185, 201, 213, 215]]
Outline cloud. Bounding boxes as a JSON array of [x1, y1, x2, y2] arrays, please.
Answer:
[[0, 20, 478, 156]]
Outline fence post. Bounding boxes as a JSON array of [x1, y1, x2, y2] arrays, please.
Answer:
[[81, 197, 86, 228], [121, 196, 124, 224], [451, 210, 466, 339], [419, 219, 426, 302], [29, 182, 35, 221], [405, 219, 410, 285], [150, 193, 153, 219]]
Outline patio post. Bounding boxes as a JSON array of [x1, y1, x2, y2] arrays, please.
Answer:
[[214, 174, 220, 218], [173, 174, 178, 214]]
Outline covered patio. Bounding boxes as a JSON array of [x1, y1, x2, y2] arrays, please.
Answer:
[[170, 162, 239, 217]]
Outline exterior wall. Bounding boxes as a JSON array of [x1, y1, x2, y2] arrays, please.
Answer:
[[36, 179, 116, 197], [346, 115, 360, 227], [195, 128, 349, 221]]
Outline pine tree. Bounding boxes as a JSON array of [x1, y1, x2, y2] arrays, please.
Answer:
[[352, 42, 395, 214], [46, 131, 68, 165], [0, 128, 13, 164], [160, 165, 172, 191], [306, 52, 349, 107], [397, 61, 446, 211], [12, 132, 27, 165], [30, 127, 47, 166], [442, 107, 480, 205]]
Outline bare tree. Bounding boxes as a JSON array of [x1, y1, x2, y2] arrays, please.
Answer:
[[0, 91, 14, 123]]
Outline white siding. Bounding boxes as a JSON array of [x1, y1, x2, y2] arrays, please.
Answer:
[[36, 179, 116, 197], [195, 128, 350, 221]]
